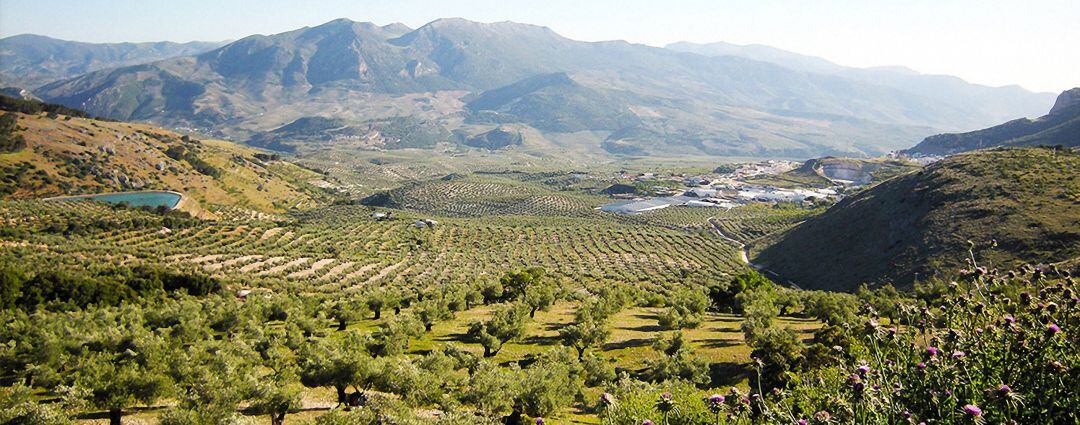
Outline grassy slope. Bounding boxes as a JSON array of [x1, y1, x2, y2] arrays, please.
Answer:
[[0, 111, 330, 213], [755, 147, 1080, 291]]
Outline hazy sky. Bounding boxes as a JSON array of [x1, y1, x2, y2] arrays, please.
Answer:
[[2, 0, 1076, 93]]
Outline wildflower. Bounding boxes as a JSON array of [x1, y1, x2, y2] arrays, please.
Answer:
[[952, 351, 966, 360], [926, 346, 939, 357], [1003, 315, 1015, 324], [642, 420, 654, 425], [600, 392, 617, 407], [963, 404, 982, 417], [1047, 323, 1061, 335], [535, 419, 544, 425], [857, 365, 871, 375], [705, 394, 725, 413], [917, 362, 927, 370], [656, 392, 677, 414], [994, 384, 1012, 397], [814, 411, 831, 422], [798, 420, 807, 425]]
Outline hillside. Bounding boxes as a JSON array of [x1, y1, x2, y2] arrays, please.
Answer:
[[0, 34, 222, 90], [248, 116, 451, 152], [465, 72, 641, 132], [754, 147, 1080, 291], [904, 88, 1080, 156], [29, 18, 1055, 158], [0, 96, 331, 213]]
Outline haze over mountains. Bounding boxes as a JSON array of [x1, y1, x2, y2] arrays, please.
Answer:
[[2, 18, 1058, 159], [0, 34, 224, 90], [904, 88, 1080, 156]]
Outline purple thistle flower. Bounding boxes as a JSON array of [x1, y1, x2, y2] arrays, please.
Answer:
[[1048, 323, 1061, 334], [996, 384, 1012, 397], [952, 351, 966, 360], [661, 392, 672, 400], [917, 362, 927, 370], [642, 420, 654, 425], [535, 419, 544, 425], [926, 346, 939, 357], [708, 394, 724, 404], [798, 420, 807, 425], [1004, 315, 1015, 324], [857, 365, 871, 375], [963, 404, 982, 417]]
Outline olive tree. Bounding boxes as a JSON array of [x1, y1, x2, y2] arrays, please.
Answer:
[[466, 303, 530, 357]]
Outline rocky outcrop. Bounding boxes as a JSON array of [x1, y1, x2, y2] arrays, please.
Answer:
[[1049, 88, 1080, 116]]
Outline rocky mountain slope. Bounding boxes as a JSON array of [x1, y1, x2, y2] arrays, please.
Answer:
[[30, 18, 1055, 158], [0, 34, 223, 91], [904, 88, 1080, 156], [754, 147, 1080, 291]]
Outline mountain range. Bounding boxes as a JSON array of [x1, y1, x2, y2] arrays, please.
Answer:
[[0, 34, 223, 91], [4, 18, 1059, 158]]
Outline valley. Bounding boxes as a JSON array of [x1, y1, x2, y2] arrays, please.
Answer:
[[0, 7, 1077, 425]]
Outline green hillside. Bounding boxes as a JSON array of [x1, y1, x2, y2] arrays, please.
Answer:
[[754, 147, 1080, 291], [465, 72, 641, 132]]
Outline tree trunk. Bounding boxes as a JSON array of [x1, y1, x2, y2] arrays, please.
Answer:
[[336, 385, 348, 407], [530, 308, 537, 318], [23, 372, 33, 387], [577, 346, 586, 360], [271, 411, 286, 425], [109, 408, 122, 425], [394, 306, 401, 314], [503, 408, 524, 425], [337, 320, 347, 331], [373, 309, 381, 320], [483, 345, 493, 357], [425, 323, 433, 332]]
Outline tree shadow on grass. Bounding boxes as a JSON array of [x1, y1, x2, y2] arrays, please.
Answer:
[[602, 337, 653, 351], [708, 362, 750, 388], [626, 323, 666, 333], [697, 337, 742, 348], [436, 332, 471, 343], [523, 334, 561, 346]]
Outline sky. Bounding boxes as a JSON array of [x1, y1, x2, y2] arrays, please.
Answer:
[[1, 0, 1077, 93]]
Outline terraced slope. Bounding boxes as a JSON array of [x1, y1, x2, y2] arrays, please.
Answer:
[[360, 175, 608, 217], [755, 147, 1080, 291], [0, 200, 747, 293]]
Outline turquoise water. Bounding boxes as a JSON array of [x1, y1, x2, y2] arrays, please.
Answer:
[[61, 191, 182, 209]]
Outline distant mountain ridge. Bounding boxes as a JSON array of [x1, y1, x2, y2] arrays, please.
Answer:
[[903, 88, 1080, 156], [667, 41, 1056, 128], [0, 34, 224, 90], [24, 18, 1059, 158]]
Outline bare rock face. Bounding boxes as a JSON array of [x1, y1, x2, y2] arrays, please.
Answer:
[[1049, 88, 1080, 115]]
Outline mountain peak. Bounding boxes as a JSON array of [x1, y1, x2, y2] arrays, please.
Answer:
[[1049, 88, 1080, 115]]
